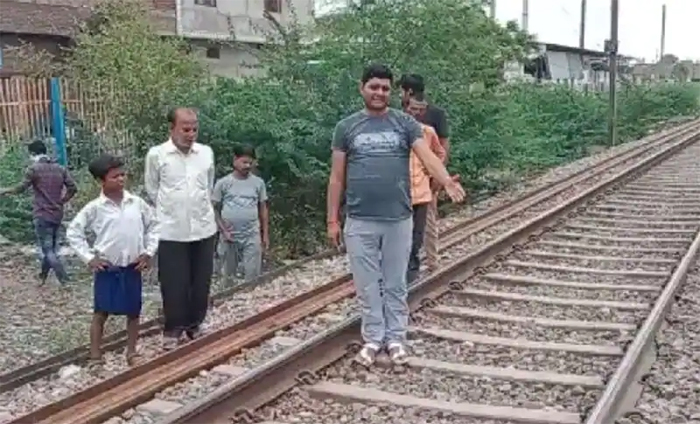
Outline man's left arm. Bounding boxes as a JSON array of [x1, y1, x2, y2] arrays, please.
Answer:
[[433, 109, 450, 163], [62, 168, 78, 203], [207, 148, 216, 193], [258, 181, 269, 249], [426, 127, 446, 163]]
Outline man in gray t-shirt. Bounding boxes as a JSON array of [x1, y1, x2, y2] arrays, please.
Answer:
[[212, 145, 269, 285], [327, 64, 465, 367]]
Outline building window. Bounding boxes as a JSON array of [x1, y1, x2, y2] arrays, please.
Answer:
[[206, 46, 220, 59], [264, 0, 282, 13], [194, 0, 216, 6]]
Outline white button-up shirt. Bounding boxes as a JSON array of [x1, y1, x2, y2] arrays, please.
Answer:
[[66, 191, 159, 267], [144, 139, 217, 242]]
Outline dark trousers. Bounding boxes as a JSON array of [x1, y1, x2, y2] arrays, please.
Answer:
[[158, 235, 216, 338], [33, 218, 69, 283], [407, 203, 429, 285]]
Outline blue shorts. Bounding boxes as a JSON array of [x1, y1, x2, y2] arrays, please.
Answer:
[[93, 264, 142, 317]]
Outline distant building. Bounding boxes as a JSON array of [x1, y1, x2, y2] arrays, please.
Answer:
[[0, 0, 314, 78], [0, 0, 90, 76], [504, 42, 631, 89], [178, 0, 315, 78], [632, 55, 700, 82]]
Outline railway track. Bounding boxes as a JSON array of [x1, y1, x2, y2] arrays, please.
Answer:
[[148, 127, 700, 424], [1, 119, 699, 424], [1, 120, 693, 398]]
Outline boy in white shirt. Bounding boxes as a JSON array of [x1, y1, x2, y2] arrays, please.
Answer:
[[67, 154, 159, 365]]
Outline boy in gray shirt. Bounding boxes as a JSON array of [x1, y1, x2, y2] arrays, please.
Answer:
[[212, 144, 269, 285]]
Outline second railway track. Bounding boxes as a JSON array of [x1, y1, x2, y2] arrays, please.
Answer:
[[3, 119, 700, 424]]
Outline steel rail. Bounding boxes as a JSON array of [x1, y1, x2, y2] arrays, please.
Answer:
[[8, 122, 698, 424], [0, 246, 339, 393], [437, 118, 700, 250], [438, 118, 699, 239], [7, 275, 356, 424], [4, 118, 694, 394], [584, 223, 700, 422], [155, 123, 700, 424]]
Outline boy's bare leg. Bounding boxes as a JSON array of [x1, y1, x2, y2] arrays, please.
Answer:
[[90, 312, 108, 360], [126, 315, 141, 365]]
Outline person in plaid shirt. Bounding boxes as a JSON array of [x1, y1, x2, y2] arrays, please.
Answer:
[[0, 140, 78, 284]]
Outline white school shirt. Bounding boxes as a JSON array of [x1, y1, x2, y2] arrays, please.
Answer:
[[66, 191, 159, 267], [144, 139, 217, 242]]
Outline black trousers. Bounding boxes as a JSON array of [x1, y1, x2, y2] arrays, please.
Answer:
[[158, 235, 216, 337], [407, 203, 429, 285]]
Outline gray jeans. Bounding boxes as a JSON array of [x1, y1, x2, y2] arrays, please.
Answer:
[[344, 216, 413, 346], [219, 234, 262, 284]]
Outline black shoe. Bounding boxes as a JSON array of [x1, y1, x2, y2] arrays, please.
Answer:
[[186, 327, 203, 340]]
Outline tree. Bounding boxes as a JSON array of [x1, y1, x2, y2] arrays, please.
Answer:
[[197, 0, 533, 255], [64, 0, 210, 173]]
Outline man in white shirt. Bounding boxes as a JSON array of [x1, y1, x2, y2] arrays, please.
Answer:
[[145, 108, 218, 350]]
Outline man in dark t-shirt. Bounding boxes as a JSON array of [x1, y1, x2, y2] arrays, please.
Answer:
[[327, 64, 465, 367], [398, 74, 450, 160]]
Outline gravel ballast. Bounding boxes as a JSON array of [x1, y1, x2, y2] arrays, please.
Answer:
[[615, 263, 700, 424], [2, 127, 698, 422]]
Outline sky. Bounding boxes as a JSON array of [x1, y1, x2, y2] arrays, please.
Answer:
[[315, 0, 700, 62]]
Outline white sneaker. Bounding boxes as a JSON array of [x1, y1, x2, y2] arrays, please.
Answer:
[[353, 343, 380, 367], [387, 342, 408, 365]]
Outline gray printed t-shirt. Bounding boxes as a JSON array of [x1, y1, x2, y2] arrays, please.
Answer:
[[212, 173, 268, 237], [332, 108, 423, 221]]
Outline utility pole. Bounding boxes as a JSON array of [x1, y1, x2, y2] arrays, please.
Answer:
[[490, 0, 496, 19], [660, 4, 667, 59], [579, 0, 587, 49], [607, 0, 619, 146], [521, 0, 529, 31]]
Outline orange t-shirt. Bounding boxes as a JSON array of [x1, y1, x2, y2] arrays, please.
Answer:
[[410, 124, 446, 205]]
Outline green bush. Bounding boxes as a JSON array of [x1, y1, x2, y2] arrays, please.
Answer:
[[0, 142, 34, 242], [1, 0, 698, 258]]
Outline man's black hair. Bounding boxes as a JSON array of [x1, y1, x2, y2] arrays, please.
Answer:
[[233, 144, 257, 160], [88, 153, 124, 180], [166, 107, 197, 125], [166, 107, 179, 124], [27, 140, 47, 155], [399, 73, 425, 94], [361, 63, 393, 85], [409, 91, 426, 102]]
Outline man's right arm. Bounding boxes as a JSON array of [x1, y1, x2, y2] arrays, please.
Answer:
[[144, 148, 159, 204], [327, 122, 348, 225]]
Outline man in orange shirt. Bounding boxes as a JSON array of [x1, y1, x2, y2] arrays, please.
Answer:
[[405, 93, 446, 284]]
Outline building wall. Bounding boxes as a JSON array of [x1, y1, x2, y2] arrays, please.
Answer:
[[188, 39, 263, 78], [0, 33, 71, 76], [180, 0, 314, 43]]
